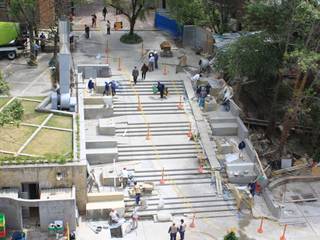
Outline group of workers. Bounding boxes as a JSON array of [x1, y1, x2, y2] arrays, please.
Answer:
[[87, 78, 117, 96], [168, 220, 187, 240]]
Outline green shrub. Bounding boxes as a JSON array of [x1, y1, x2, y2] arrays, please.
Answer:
[[0, 99, 24, 126], [120, 33, 143, 44], [224, 232, 239, 240], [0, 71, 9, 95]]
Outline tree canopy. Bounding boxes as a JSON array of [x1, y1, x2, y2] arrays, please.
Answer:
[[214, 0, 320, 160]]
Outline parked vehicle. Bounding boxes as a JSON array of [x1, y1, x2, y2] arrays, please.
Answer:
[[0, 22, 27, 60]]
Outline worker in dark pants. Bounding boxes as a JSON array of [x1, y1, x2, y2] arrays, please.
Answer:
[[103, 81, 109, 96], [157, 81, 165, 98], [179, 219, 186, 240], [168, 223, 178, 240], [132, 66, 139, 85], [134, 181, 141, 205], [110, 81, 116, 96], [85, 25, 90, 39]]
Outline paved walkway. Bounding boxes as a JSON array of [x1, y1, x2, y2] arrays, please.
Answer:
[[71, 3, 320, 240]]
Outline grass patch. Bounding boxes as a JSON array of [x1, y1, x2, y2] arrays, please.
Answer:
[[120, 33, 143, 44], [0, 125, 35, 152], [23, 129, 72, 156], [46, 115, 73, 129], [21, 100, 49, 125], [0, 97, 11, 108], [20, 96, 46, 101]]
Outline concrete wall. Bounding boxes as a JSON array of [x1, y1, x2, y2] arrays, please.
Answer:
[[0, 194, 76, 231], [78, 64, 112, 79], [237, 117, 248, 140], [39, 198, 76, 231], [0, 163, 87, 213], [0, 198, 22, 229]]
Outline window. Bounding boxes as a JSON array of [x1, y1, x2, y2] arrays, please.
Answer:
[[0, 0, 6, 8]]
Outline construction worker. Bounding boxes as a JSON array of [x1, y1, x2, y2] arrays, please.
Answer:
[[131, 206, 139, 229], [132, 66, 139, 85], [109, 209, 120, 224], [168, 223, 178, 240], [179, 219, 187, 240], [121, 167, 128, 188], [134, 181, 141, 205], [103, 81, 109, 96], [87, 169, 99, 192]]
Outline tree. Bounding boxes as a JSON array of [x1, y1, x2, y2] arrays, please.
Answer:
[[0, 71, 10, 96], [224, 231, 239, 240], [215, 0, 320, 163], [106, 0, 151, 43], [9, 0, 39, 65], [168, 0, 245, 33], [168, 0, 206, 26]]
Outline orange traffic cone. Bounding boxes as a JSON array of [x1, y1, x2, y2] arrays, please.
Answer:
[[189, 214, 196, 228], [257, 217, 264, 234], [160, 168, 165, 184], [177, 96, 183, 110], [146, 124, 151, 140], [187, 123, 192, 138], [137, 96, 142, 111], [280, 224, 287, 240]]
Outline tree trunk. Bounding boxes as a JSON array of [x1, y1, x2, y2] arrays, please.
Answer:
[[28, 24, 37, 64], [266, 73, 282, 137], [129, 19, 136, 35], [278, 73, 308, 157]]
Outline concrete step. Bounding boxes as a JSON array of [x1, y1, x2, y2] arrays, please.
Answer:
[[86, 148, 118, 164], [113, 110, 185, 115], [211, 122, 238, 136], [116, 123, 190, 130], [117, 92, 183, 96], [124, 194, 224, 203], [84, 104, 113, 120], [114, 106, 184, 111], [121, 121, 190, 126], [116, 129, 189, 137], [86, 139, 117, 148], [149, 178, 212, 186], [116, 127, 189, 134], [113, 101, 182, 106], [209, 116, 237, 124], [118, 145, 197, 152], [120, 81, 184, 85], [125, 198, 236, 209], [124, 205, 237, 219], [118, 153, 197, 161], [118, 149, 197, 157], [132, 169, 210, 178], [133, 174, 210, 183], [118, 143, 195, 149]]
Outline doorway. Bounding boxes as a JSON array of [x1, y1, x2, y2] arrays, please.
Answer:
[[162, 0, 166, 9], [21, 182, 40, 199]]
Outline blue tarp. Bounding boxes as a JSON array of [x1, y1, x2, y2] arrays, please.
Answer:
[[154, 11, 182, 38]]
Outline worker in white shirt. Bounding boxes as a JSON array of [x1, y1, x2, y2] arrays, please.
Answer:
[[179, 219, 187, 240], [121, 167, 128, 188], [191, 73, 202, 82], [109, 209, 120, 224]]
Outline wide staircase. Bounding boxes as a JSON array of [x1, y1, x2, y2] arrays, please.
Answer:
[[83, 75, 237, 220]]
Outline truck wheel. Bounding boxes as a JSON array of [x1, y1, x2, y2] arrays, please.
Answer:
[[7, 51, 16, 60]]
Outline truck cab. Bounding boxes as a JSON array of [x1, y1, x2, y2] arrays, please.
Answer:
[[0, 22, 26, 60]]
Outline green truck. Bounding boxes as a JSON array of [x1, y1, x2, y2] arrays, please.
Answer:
[[0, 22, 26, 60]]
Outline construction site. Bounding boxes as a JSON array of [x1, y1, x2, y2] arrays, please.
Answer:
[[0, 1, 320, 240]]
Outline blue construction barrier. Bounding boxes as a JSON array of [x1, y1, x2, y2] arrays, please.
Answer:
[[154, 10, 182, 38]]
